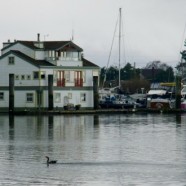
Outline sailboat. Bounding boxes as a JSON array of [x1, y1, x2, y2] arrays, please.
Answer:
[[99, 8, 141, 109]]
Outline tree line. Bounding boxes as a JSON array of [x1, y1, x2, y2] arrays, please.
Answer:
[[100, 61, 175, 94]]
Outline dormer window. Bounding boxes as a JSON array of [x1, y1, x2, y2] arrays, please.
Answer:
[[60, 51, 79, 61], [48, 50, 56, 60], [8, 57, 15, 65], [66, 52, 79, 59]]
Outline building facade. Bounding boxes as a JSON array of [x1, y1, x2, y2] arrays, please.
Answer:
[[0, 34, 100, 111]]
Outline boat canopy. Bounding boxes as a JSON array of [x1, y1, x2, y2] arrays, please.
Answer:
[[147, 89, 167, 95]]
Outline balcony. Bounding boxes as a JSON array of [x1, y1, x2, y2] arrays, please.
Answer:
[[57, 79, 65, 87], [75, 78, 83, 87]]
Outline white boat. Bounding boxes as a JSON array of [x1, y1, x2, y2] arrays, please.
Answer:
[[181, 85, 186, 110], [146, 83, 176, 109]]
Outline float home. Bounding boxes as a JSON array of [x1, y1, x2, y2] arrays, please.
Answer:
[[0, 34, 100, 111]]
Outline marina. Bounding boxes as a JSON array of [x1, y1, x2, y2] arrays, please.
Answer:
[[0, 1, 186, 186]]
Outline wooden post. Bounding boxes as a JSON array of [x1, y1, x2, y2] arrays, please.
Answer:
[[9, 74, 14, 113], [48, 75, 54, 110], [175, 75, 181, 109], [93, 76, 99, 109]]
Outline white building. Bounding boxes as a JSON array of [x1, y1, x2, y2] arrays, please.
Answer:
[[0, 34, 100, 111]]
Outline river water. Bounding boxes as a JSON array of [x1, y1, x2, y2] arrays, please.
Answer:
[[0, 113, 186, 185]]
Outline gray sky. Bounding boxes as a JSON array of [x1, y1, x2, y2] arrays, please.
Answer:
[[1, 0, 186, 68]]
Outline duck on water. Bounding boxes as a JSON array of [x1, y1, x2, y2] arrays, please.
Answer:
[[45, 156, 57, 164]]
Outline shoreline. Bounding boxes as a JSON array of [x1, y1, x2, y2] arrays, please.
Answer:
[[1, 108, 185, 116]]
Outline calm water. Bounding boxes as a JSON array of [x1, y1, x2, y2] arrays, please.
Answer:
[[0, 113, 186, 185]]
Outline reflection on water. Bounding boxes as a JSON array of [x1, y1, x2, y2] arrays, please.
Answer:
[[0, 113, 186, 185]]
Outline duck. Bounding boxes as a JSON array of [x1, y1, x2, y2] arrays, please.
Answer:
[[45, 156, 57, 164]]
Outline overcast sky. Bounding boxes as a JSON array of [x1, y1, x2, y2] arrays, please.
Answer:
[[1, 0, 186, 68]]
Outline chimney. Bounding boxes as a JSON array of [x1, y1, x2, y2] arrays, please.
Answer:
[[37, 33, 40, 42]]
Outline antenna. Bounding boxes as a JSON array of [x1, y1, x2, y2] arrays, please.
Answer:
[[71, 29, 74, 41], [44, 34, 49, 41]]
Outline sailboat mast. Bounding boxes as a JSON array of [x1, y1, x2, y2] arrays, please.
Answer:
[[119, 8, 122, 88]]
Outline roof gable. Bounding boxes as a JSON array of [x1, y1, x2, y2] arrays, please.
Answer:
[[44, 41, 83, 51], [82, 58, 99, 68], [1, 40, 83, 52], [0, 50, 55, 67]]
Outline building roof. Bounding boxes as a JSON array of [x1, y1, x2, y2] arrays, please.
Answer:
[[0, 50, 99, 68], [82, 58, 99, 67], [2, 40, 83, 52], [0, 50, 55, 67]]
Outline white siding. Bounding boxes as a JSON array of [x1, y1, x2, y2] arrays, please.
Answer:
[[35, 51, 45, 60], [84, 69, 93, 86], [11, 90, 49, 109], [15, 91, 36, 108], [0, 54, 39, 87], [2, 43, 35, 59], [53, 90, 93, 108], [0, 91, 9, 108]]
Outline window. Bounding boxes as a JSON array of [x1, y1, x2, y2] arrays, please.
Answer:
[[65, 52, 79, 60], [33, 72, 39, 79], [15, 75, 19, 80], [26, 93, 34, 103], [66, 52, 72, 59], [75, 71, 83, 86], [0, 92, 4, 100], [27, 75, 31, 80], [80, 93, 86, 102], [72, 52, 78, 59], [57, 71, 65, 87], [33, 71, 46, 79], [8, 57, 15, 65], [21, 75, 25, 80], [68, 93, 72, 99], [40, 71, 46, 79], [65, 71, 70, 82], [54, 93, 61, 103]]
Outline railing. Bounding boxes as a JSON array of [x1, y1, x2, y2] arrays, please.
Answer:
[[57, 78, 65, 87], [58, 57, 79, 61], [74, 78, 83, 87]]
